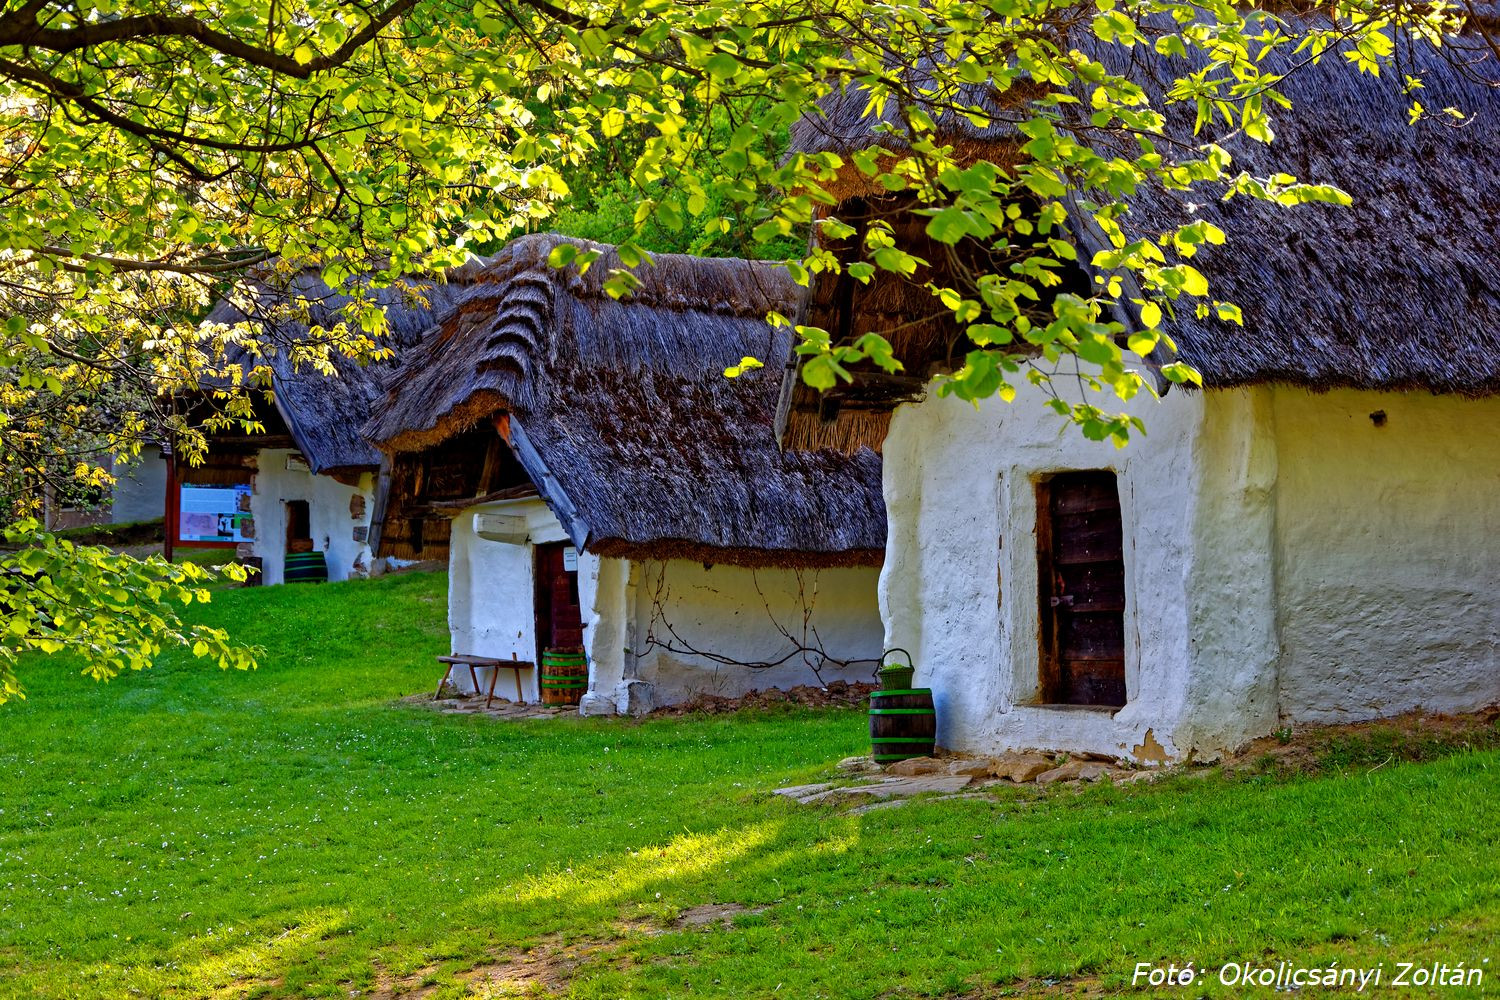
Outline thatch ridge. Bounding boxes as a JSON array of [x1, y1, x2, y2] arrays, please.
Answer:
[[365, 234, 887, 567], [787, 54, 1040, 201]]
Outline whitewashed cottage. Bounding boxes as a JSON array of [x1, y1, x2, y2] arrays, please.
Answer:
[[777, 34, 1500, 761], [365, 235, 887, 712]]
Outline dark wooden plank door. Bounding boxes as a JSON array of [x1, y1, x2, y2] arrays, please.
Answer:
[[533, 542, 584, 657], [1036, 471, 1127, 706]]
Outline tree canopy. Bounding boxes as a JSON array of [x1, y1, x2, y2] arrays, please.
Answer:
[[0, 0, 1492, 698]]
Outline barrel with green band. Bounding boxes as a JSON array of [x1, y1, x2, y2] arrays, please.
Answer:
[[868, 688, 936, 763], [540, 648, 588, 706], [284, 550, 328, 584]]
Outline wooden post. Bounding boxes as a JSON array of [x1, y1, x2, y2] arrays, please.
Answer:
[[163, 450, 177, 563]]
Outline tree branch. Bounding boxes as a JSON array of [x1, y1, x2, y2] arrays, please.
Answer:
[[0, 0, 421, 79]]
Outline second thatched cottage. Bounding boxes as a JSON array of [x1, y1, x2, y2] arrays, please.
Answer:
[[364, 234, 887, 713], [778, 32, 1500, 761], [172, 271, 475, 583]]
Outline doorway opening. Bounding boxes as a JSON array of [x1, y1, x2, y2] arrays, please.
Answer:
[[533, 542, 583, 660], [285, 499, 312, 554], [1035, 471, 1127, 707]]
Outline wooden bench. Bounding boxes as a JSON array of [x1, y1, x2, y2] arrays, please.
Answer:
[[435, 654, 534, 708]]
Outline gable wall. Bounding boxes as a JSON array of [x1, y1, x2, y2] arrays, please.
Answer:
[[1270, 388, 1500, 722], [249, 449, 373, 585], [882, 379, 1227, 761]]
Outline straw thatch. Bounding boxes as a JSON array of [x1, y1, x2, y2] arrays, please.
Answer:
[[203, 268, 479, 476], [364, 233, 886, 569], [788, 54, 1039, 201], [781, 55, 1060, 453], [779, 22, 1500, 452], [1116, 35, 1500, 396]]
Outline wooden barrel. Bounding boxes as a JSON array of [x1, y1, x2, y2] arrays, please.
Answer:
[[540, 648, 588, 706], [868, 688, 936, 763], [284, 550, 328, 584]]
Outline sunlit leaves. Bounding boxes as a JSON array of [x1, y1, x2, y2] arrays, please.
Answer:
[[723, 356, 765, 377], [0, 520, 259, 704]]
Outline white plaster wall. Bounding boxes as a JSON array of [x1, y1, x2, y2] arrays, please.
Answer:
[[446, 498, 570, 700], [1173, 388, 1282, 754], [632, 560, 885, 703], [248, 449, 372, 585], [447, 500, 884, 711], [110, 445, 168, 524], [887, 379, 1500, 762], [881, 378, 1221, 762], [1270, 389, 1500, 722], [578, 554, 631, 716]]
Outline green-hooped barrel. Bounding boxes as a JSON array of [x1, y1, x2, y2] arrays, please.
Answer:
[[284, 550, 328, 584], [540, 648, 588, 706], [868, 687, 936, 763]]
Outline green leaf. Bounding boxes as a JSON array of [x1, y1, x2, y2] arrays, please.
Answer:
[[724, 356, 763, 378], [925, 206, 973, 244], [801, 355, 844, 391], [1160, 361, 1203, 385], [704, 53, 741, 80]]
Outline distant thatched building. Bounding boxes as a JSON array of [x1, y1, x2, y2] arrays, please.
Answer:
[[172, 272, 474, 584], [364, 233, 886, 712], [780, 33, 1500, 759]]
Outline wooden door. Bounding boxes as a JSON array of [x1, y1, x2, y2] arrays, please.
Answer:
[[285, 499, 312, 554], [533, 542, 583, 657], [1036, 471, 1127, 707]]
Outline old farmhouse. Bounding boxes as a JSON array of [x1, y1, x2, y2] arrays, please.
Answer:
[[778, 35, 1500, 761], [172, 272, 474, 584], [364, 234, 887, 713]]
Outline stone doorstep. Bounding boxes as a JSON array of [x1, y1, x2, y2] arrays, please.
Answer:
[[769, 758, 1149, 808], [876, 751, 1147, 786], [796, 774, 974, 805]]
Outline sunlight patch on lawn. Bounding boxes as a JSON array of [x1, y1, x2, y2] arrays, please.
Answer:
[[501, 822, 782, 909], [185, 908, 347, 998]]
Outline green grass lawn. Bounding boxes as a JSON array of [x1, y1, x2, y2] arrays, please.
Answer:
[[2, 571, 1497, 998]]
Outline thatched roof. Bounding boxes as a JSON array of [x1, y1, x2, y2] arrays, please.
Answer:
[[788, 56, 1032, 201], [364, 233, 886, 568], [779, 23, 1500, 451], [203, 268, 478, 475], [1118, 37, 1499, 395]]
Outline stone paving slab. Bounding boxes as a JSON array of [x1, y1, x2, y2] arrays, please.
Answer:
[[430, 696, 573, 720], [771, 783, 835, 799], [793, 774, 974, 805]]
